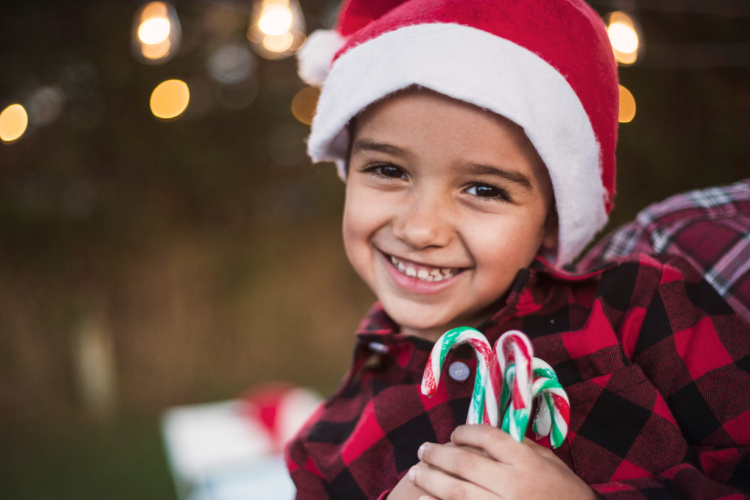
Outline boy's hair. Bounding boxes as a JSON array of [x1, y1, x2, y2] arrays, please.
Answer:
[[298, 0, 619, 267]]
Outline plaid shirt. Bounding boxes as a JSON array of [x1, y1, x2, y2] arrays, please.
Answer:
[[286, 255, 750, 499], [578, 179, 750, 325]]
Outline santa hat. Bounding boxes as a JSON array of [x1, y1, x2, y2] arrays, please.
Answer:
[[298, 0, 619, 266]]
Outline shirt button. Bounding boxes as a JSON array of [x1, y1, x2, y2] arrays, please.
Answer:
[[449, 361, 470, 382], [368, 342, 390, 354]]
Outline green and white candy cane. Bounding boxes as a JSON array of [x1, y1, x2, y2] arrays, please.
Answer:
[[530, 359, 570, 449], [495, 331, 534, 442], [421, 327, 498, 426]]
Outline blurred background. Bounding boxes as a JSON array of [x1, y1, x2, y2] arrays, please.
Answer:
[[0, 0, 748, 498]]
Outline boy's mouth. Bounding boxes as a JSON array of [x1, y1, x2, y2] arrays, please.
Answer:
[[388, 255, 462, 282]]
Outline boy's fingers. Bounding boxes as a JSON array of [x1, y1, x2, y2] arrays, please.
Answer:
[[419, 441, 512, 487], [450, 424, 564, 465], [450, 424, 532, 464], [521, 435, 567, 464], [409, 462, 497, 500]]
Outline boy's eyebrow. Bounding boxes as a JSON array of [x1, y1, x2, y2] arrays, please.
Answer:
[[350, 138, 409, 158], [466, 163, 533, 190]]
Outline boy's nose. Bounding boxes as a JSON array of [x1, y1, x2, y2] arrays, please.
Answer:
[[392, 192, 453, 250]]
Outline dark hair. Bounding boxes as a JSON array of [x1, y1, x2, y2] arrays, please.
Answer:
[[344, 115, 358, 177]]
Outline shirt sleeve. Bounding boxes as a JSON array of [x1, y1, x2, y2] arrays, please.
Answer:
[[593, 257, 750, 499], [285, 438, 331, 499], [577, 180, 750, 326], [285, 435, 397, 500], [577, 219, 651, 269], [284, 402, 333, 499]]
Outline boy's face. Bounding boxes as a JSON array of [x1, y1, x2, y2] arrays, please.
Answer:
[[343, 89, 557, 342]]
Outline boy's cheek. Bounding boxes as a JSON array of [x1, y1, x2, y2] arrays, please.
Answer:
[[341, 212, 375, 283]]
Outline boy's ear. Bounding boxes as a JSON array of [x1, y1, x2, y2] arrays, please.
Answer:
[[542, 210, 559, 250]]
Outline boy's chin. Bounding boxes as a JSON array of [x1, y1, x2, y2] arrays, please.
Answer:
[[388, 310, 469, 342], [398, 324, 451, 342], [383, 300, 500, 342]]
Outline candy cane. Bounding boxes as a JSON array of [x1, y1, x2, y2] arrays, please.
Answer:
[[421, 327, 498, 426], [422, 327, 570, 448], [495, 331, 534, 442], [530, 359, 570, 449]]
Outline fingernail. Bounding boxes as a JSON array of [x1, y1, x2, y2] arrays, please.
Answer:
[[408, 466, 417, 482], [417, 442, 428, 460]]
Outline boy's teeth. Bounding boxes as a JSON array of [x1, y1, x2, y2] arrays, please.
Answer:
[[389, 255, 458, 282]]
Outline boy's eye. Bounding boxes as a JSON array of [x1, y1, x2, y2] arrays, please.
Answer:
[[466, 184, 510, 201], [368, 164, 407, 180]]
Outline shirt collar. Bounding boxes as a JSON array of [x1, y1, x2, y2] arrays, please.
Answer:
[[331, 257, 615, 403], [353, 256, 616, 341]]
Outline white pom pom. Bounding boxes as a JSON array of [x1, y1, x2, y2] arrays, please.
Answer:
[[297, 29, 347, 86]]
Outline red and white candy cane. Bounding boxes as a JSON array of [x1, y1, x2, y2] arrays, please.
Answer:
[[530, 358, 570, 449], [495, 330, 534, 442], [421, 327, 498, 426]]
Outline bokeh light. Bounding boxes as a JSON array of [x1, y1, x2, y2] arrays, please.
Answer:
[[150, 79, 190, 120], [248, 0, 306, 60], [609, 23, 639, 54], [138, 17, 171, 45], [0, 103, 29, 143], [262, 32, 295, 53], [132, 2, 182, 64], [141, 39, 172, 60], [208, 43, 256, 86], [606, 12, 643, 66], [258, 4, 293, 36], [618, 85, 636, 123], [141, 1, 168, 21], [28, 86, 65, 126], [291, 86, 320, 125]]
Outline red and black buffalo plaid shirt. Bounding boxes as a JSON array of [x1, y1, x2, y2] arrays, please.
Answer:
[[286, 255, 750, 499]]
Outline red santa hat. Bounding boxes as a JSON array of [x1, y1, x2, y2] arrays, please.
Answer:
[[298, 0, 619, 266]]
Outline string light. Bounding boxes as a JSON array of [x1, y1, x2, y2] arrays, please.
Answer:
[[248, 0, 306, 60], [606, 12, 643, 66], [150, 79, 190, 120], [132, 2, 182, 65], [139, 16, 171, 45], [0, 104, 29, 143], [258, 3, 293, 36]]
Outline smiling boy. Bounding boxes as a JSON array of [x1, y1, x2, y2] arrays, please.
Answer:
[[285, 0, 750, 499]]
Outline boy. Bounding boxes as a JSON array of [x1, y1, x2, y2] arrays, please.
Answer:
[[286, 0, 750, 498]]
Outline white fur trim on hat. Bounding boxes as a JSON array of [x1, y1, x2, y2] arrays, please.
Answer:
[[298, 30, 347, 87], [308, 23, 608, 266]]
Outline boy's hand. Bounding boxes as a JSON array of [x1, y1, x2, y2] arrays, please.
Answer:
[[407, 424, 597, 500], [389, 468, 431, 499]]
